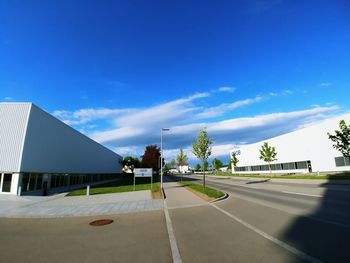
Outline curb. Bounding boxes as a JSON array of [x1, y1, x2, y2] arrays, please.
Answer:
[[210, 192, 229, 203]]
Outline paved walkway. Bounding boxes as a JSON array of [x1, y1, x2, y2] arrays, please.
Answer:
[[163, 181, 207, 209], [0, 190, 163, 218]]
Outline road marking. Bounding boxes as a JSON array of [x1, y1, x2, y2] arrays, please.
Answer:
[[281, 191, 322, 198], [163, 200, 182, 263], [211, 203, 323, 263]]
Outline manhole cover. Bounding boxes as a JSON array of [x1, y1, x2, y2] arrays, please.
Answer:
[[89, 219, 114, 226]]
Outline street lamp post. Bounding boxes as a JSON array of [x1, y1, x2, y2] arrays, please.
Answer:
[[160, 128, 170, 191]]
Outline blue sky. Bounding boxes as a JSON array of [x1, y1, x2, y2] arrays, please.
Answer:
[[1, 0, 350, 164]]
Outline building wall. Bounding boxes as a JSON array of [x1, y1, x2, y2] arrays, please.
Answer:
[[0, 103, 31, 173], [231, 113, 350, 173], [20, 104, 122, 174]]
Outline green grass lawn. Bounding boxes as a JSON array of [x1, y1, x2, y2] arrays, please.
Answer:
[[178, 181, 225, 199], [207, 171, 350, 180], [67, 175, 161, 196]]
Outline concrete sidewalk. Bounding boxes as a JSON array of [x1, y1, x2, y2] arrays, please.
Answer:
[[163, 181, 207, 209], [0, 190, 163, 218]]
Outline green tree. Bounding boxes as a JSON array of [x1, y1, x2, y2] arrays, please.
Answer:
[[259, 142, 277, 173], [194, 163, 201, 171], [229, 152, 239, 173], [122, 156, 140, 172], [192, 129, 213, 188], [176, 148, 188, 167], [141, 145, 161, 173], [212, 158, 223, 174], [167, 159, 176, 169], [328, 120, 350, 159]]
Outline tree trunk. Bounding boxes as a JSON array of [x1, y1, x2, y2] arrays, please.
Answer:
[[203, 164, 206, 189], [269, 163, 271, 173]]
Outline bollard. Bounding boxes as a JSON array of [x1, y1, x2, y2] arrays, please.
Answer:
[[87, 185, 90, 196]]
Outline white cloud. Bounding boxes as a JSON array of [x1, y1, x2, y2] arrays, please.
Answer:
[[194, 96, 262, 119], [53, 90, 342, 164], [4, 97, 12, 101], [217, 86, 236, 93], [53, 108, 134, 125], [319, 82, 332, 87]]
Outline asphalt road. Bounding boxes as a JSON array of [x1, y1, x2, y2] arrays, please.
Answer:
[[1, 175, 349, 263], [174, 174, 350, 262]]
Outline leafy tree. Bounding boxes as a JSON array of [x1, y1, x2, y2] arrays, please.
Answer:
[[212, 158, 223, 173], [176, 148, 188, 167], [328, 120, 350, 158], [259, 142, 277, 173], [166, 159, 176, 169], [122, 156, 140, 172], [203, 160, 209, 171], [141, 145, 161, 172], [192, 129, 213, 188], [194, 163, 201, 171], [229, 152, 239, 173]]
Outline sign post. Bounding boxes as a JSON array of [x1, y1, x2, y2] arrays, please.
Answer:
[[134, 168, 153, 191]]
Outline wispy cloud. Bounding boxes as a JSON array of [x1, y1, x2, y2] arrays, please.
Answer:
[[53, 90, 342, 163], [319, 82, 332, 87], [194, 96, 262, 119], [4, 97, 13, 101], [217, 86, 236, 93], [53, 108, 134, 125]]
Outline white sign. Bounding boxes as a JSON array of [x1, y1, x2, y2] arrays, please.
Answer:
[[134, 168, 153, 177]]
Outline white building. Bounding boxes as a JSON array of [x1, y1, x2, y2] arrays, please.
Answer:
[[230, 113, 350, 174], [178, 164, 189, 174], [0, 103, 123, 195]]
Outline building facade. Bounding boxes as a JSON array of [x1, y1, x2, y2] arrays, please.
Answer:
[[230, 113, 350, 174], [0, 103, 122, 195]]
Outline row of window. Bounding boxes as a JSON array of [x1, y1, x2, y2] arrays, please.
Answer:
[[335, 156, 350, 167], [235, 160, 310, 172], [22, 173, 119, 192]]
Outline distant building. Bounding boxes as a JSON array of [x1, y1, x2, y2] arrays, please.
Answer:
[[178, 164, 189, 174], [230, 113, 350, 174], [0, 103, 123, 195]]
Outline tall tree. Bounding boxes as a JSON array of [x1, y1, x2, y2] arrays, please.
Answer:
[[176, 148, 188, 167], [192, 129, 213, 188], [122, 156, 140, 172], [141, 145, 161, 172], [328, 120, 350, 158], [194, 163, 201, 171], [168, 159, 176, 169], [259, 142, 277, 173], [230, 152, 239, 173], [212, 158, 223, 174]]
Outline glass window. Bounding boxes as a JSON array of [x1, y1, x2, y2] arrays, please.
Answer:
[[22, 173, 30, 192], [2, 173, 12, 192], [29, 174, 36, 191], [346, 157, 350, 166], [335, 157, 345, 167], [296, 161, 307, 169], [36, 175, 43, 190]]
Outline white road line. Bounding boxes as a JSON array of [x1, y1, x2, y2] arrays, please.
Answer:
[[164, 200, 182, 263], [211, 203, 324, 263], [168, 203, 208, 210], [281, 191, 322, 198]]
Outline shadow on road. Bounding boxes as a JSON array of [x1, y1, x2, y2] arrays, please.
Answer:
[[245, 179, 271, 184], [281, 181, 350, 262]]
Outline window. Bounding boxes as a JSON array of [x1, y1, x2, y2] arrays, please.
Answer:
[[335, 156, 350, 167], [2, 173, 12, 192], [36, 175, 43, 190], [28, 174, 36, 191], [295, 161, 307, 169]]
